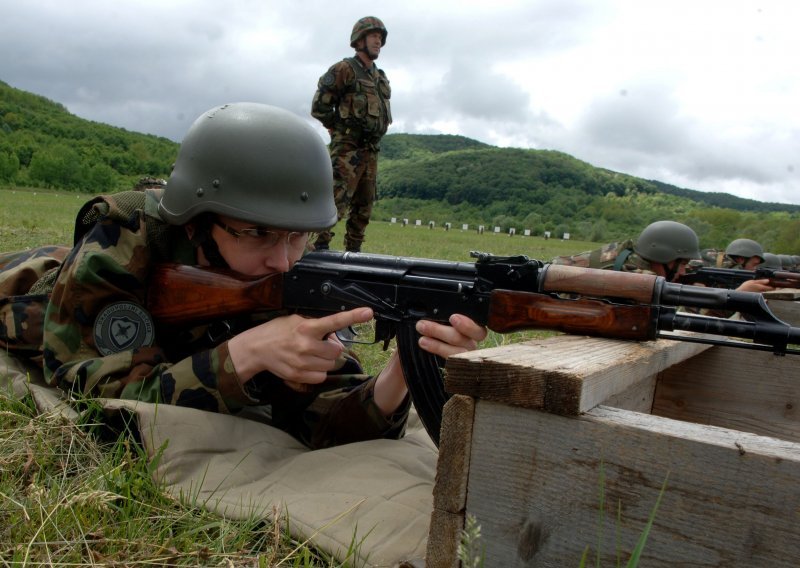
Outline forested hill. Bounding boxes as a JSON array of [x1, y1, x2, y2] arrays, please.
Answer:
[[1, 79, 798, 250], [0, 80, 176, 191], [379, 135, 796, 214]]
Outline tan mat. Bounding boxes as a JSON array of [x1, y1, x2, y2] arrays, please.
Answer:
[[2, 351, 435, 567]]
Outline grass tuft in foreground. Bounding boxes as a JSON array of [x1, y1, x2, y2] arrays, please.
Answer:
[[0, 388, 353, 567]]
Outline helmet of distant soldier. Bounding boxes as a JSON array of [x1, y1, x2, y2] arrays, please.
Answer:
[[633, 221, 701, 264], [725, 238, 765, 261], [778, 254, 795, 269], [350, 16, 387, 47], [761, 252, 782, 269], [159, 102, 336, 231]]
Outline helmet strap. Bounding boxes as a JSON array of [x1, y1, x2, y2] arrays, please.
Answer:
[[355, 40, 378, 61], [189, 214, 229, 269], [664, 260, 681, 283]]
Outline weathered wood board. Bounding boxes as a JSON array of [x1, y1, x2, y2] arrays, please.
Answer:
[[439, 403, 800, 567], [653, 344, 799, 442], [444, 334, 710, 415], [764, 290, 800, 326], [429, 335, 800, 567]]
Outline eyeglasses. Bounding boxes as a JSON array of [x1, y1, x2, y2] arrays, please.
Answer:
[[214, 220, 309, 250]]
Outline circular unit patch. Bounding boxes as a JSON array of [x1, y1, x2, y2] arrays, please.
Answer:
[[93, 301, 155, 356]]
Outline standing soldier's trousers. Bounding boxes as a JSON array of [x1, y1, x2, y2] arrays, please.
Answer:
[[314, 137, 379, 252]]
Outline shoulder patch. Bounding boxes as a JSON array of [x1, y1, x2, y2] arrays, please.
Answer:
[[94, 301, 155, 356], [321, 70, 336, 87]]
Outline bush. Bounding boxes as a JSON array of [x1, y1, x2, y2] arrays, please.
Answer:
[[0, 150, 19, 181]]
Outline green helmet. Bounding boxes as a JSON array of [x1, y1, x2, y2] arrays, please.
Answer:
[[633, 221, 701, 264], [159, 102, 336, 231], [778, 254, 795, 269], [761, 252, 782, 269], [350, 16, 387, 48], [725, 238, 764, 261]]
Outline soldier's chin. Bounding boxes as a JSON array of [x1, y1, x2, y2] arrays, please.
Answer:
[[368, 48, 380, 60]]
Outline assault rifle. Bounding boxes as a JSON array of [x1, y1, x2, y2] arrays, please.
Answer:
[[677, 266, 800, 289], [148, 250, 800, 445]]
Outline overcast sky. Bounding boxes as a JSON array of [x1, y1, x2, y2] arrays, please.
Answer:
[[3, 0, 799, 205]]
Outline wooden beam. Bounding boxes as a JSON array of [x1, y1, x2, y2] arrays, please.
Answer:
[[445, 335, 710, 415], [427, 395, 475, 568], [653, 345, 800, 442], [460, 403, 800, 566]]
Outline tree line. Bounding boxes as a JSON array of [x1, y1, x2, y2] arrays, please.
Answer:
[[1, 79, 798, 253]]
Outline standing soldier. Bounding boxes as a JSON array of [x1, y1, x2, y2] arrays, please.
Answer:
[[311, 16, 392, 253]]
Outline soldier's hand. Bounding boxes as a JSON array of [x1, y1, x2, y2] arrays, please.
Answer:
[[737, 279, 775, 293], [228, 307, 374, 386], [415, 314, 488, 359]]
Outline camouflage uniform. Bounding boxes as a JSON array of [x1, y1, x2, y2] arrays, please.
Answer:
[[311, 55, 392, 252], [551, 240, 659, 275], [0, 245, 71, 363], [1, 189, 408, 449]]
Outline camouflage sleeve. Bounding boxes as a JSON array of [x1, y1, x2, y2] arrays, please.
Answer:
[[43, 213, 254, 413], [243, 352, 410, 449], [310, 60, 355, 129]]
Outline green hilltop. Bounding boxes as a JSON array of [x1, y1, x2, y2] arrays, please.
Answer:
[[1, 79, 798, 251]]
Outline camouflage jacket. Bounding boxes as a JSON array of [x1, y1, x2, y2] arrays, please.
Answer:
[[551, 239, 658, 275], [2, 189, 408, 449], [311, 56, 392, 145]]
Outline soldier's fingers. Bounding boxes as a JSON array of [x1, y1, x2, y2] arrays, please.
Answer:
[[448, 314, 488, 342], [302, 307, 374, 338]]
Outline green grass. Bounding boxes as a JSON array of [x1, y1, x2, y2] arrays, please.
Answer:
[[0, 389, 353, 566], [0, 186, 603, 565], [0, 188, 91, 250]]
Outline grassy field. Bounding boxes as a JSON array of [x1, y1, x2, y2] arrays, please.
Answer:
[[0, 187, 599, 566], [0, 187, 596, 259]]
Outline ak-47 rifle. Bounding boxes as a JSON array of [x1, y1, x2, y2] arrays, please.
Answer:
[[678, 266, 800, 289], [147, 250, 800, 445]]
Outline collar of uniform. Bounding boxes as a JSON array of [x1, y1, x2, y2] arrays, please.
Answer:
[[354, 55, 377, 74]]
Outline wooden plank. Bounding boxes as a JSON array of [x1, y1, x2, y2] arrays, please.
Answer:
[[599, 372, 656, 413], [444, 335, 710, 415], [763, 292, 800, 325], [653, 345, 800, 442], [764, 289, 800, 301], [427, 395, 475, 568], [460, 402, 800, 566]]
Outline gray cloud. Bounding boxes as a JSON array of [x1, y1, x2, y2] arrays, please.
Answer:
[[1, 0, 798, 204]]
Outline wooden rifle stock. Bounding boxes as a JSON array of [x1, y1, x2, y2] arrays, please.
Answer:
[[678, 266, 800, 289], [768, 271, 800, 289], [147, 263, 283, 327], [488, 291, 655, 340], [540, 264, 659, 303], [487, 265, 661, 341]]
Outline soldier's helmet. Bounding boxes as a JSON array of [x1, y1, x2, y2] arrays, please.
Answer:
[[760, 252, 782, 269], [159, 103, 336, 231], [725, 238, 764, 261], [633, 221, 701, 264], [350, 16, 387, 47], [778, 254, 795, 269]]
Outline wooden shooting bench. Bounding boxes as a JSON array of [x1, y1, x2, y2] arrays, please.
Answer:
[[764, 289, 800, 325], [426, 315, 800, 566]]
